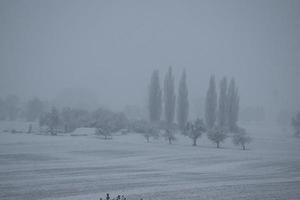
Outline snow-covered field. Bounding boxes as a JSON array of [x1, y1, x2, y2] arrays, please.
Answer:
[[0, 122, 300, 200]]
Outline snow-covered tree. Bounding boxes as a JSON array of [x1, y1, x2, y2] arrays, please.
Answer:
[[95, 127, 111, 139], [61, 107, 90, 133], [207, 126, 227, 148], [91, 108, 128, 135], [111, 112, 128, 132], [131, 120, 159, 142], [164, 128, 176, 144], [185, 118, 206, 146], [177, 69, 189, 130], [218, 77, 228, 129], [232, 128, 251, 150], [148, 70, 162, 123], [24, 97, 44, 122], [48, 107, 60, 135], [61, 107, 72, 133], [227, 78, 240, 132], [39, 107, 61, 135], [164, 66, 176, 144], [205, 75, 217, 130], [292, 111, 300, 137]]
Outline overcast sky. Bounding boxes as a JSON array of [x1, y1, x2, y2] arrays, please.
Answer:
[[0, 0, 299, 113]]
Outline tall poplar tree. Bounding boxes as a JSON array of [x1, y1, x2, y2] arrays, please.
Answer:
[[205, 75, 217, 130], [164, 67, 176, 144], [177, 69, 189, 130], [227, 78, 239, 132], [164, 67, 176, 125], [218, 77, 228, 129], [148, 70, 162, 123]]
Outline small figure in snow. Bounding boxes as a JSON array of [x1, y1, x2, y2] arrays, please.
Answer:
[[106, 193, 110, 200]]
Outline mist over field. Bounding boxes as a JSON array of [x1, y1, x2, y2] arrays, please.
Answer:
[[0, 0, 300, 200]]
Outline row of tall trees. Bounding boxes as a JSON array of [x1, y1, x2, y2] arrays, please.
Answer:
[[147, 68, 250, 149], [205, 76, 246, 148], [148, 67, 188, 144], [205, 76, 240, 133], [148, 69, 240, 134]]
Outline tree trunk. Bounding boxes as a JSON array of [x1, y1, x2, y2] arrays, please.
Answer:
[[217, 142, 220, 148], [146, 136, 150, 143], [242, 145, 245, 150]]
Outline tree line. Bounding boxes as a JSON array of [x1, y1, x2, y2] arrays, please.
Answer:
[[2, 70, 299, 149], [0, 95, 129, 137], [147, 67, 251, 150], [0, 95, 44, 121], [39, 107, 128, 136]]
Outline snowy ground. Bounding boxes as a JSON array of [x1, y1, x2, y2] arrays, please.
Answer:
[[0, 122, 300, 200]]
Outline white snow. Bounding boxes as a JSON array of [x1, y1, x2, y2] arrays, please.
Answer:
[[70, 128, 96, 136], [0, 122, 299, 200]]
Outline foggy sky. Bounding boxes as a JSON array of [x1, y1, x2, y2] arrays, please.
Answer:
[[0, 0, 300, 113]]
